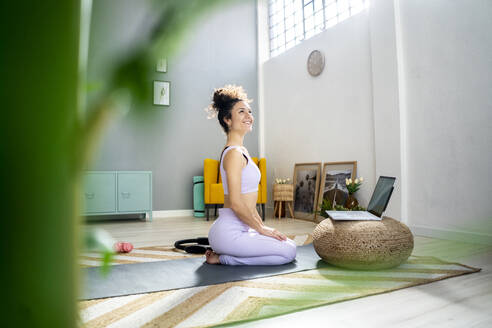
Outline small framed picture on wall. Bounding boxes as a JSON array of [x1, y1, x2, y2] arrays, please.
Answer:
[[293, 162, 321, 222], [316, 161, 357, 216], [153, 80, 170, 106], [156, 58, 167, 72]]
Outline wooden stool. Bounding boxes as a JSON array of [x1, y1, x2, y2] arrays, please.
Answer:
[[273, 184, 294, 220]]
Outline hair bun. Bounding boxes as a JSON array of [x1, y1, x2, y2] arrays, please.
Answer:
[[204, 84, 252, 120], [213, 89, 236, 110]]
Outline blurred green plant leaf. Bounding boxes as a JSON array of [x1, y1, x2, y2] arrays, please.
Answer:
[[83, 227, 115, 276], [86, 81, 103, 93]]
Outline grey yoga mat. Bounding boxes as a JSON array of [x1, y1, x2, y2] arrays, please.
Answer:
[[81, 244, 329, 300]]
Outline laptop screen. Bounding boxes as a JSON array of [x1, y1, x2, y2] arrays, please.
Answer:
[[367, 176, 396, 217]]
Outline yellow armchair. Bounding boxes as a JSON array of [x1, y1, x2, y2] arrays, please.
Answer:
[[204, 157, 267, 221]]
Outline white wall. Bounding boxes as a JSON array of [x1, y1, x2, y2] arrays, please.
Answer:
[[262, 11, 377, 214], [369, 0, 402, 221], [260, 0, 492, 244], [398, 0, 492, 243]]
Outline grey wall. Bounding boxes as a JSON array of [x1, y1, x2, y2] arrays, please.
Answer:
[[87, 0, 259, 211]]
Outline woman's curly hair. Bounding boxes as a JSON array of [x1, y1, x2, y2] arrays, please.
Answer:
[[205, 84, 252, 134]]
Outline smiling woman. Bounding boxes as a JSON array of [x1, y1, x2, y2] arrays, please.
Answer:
[[204, 85, 297, 266]]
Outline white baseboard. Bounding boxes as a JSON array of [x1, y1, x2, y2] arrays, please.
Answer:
[[150, 209, 195, 219], [151, 205, 272, 220], [409, 224, 492, 246]]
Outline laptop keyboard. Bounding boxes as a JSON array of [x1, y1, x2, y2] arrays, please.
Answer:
[[326, 210, 382, 220], [345, 211, 370, 217]]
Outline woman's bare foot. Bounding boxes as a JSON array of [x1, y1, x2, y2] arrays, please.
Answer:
[[205, 249, 221, 264]]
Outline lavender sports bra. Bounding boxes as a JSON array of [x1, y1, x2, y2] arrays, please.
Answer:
[[220, 146, 261, 195]]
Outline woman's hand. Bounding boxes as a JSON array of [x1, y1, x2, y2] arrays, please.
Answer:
[[259, 226, 287, 241]]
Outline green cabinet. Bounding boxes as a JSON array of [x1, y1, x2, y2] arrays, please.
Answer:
[[82, 171, 152, 221], [84, 172, 116, 213], [117, 173, 152, 212]]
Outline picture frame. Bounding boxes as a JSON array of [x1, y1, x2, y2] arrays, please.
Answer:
[[292, 162, 322, 222], [316, 161, 357, 218], [156, 58, 167, 72], [153, 80, 170, 106]]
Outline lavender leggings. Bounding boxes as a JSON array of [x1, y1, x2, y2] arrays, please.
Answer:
[[208, 208, 297, 265]]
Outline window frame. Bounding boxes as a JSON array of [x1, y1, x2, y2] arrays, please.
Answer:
[[268, 0, 370, 58]]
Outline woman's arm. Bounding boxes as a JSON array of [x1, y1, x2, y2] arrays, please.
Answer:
[[223, 149, 264, 231], [250, 206, 264, 228], [250, 206, 286, 241], [224, 150, 286, 241]]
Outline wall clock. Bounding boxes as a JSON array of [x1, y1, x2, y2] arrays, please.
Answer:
[[307, 50, 325, 77]]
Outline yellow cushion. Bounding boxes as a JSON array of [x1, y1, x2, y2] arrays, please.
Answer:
[[204, 156, 267, 205], [210, 183, 224, 203]]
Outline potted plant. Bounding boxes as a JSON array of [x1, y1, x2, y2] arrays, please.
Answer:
[[345, 177, 364, 209]]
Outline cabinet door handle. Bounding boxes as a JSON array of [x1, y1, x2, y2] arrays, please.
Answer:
[[121, 192, 131, 199], [85, 192, 95, 199]]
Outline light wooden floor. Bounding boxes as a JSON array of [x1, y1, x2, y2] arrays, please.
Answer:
[[85, 215, 492, 328]]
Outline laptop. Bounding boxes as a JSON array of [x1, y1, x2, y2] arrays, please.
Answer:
[[326, 176, 396, 221]]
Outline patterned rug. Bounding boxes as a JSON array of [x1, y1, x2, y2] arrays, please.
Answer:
[[79, 235, 481, 328], [79, 234, 313, 268]]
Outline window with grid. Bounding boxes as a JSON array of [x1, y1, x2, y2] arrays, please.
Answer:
[[268, 0, 370, 58]]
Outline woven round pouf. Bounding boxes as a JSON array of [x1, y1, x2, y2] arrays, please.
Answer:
[[313, 217, 414, 270]]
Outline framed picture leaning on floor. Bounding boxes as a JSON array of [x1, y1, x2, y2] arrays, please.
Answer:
[[316, 161, 357, 216], [293, 162, 321, 221]]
